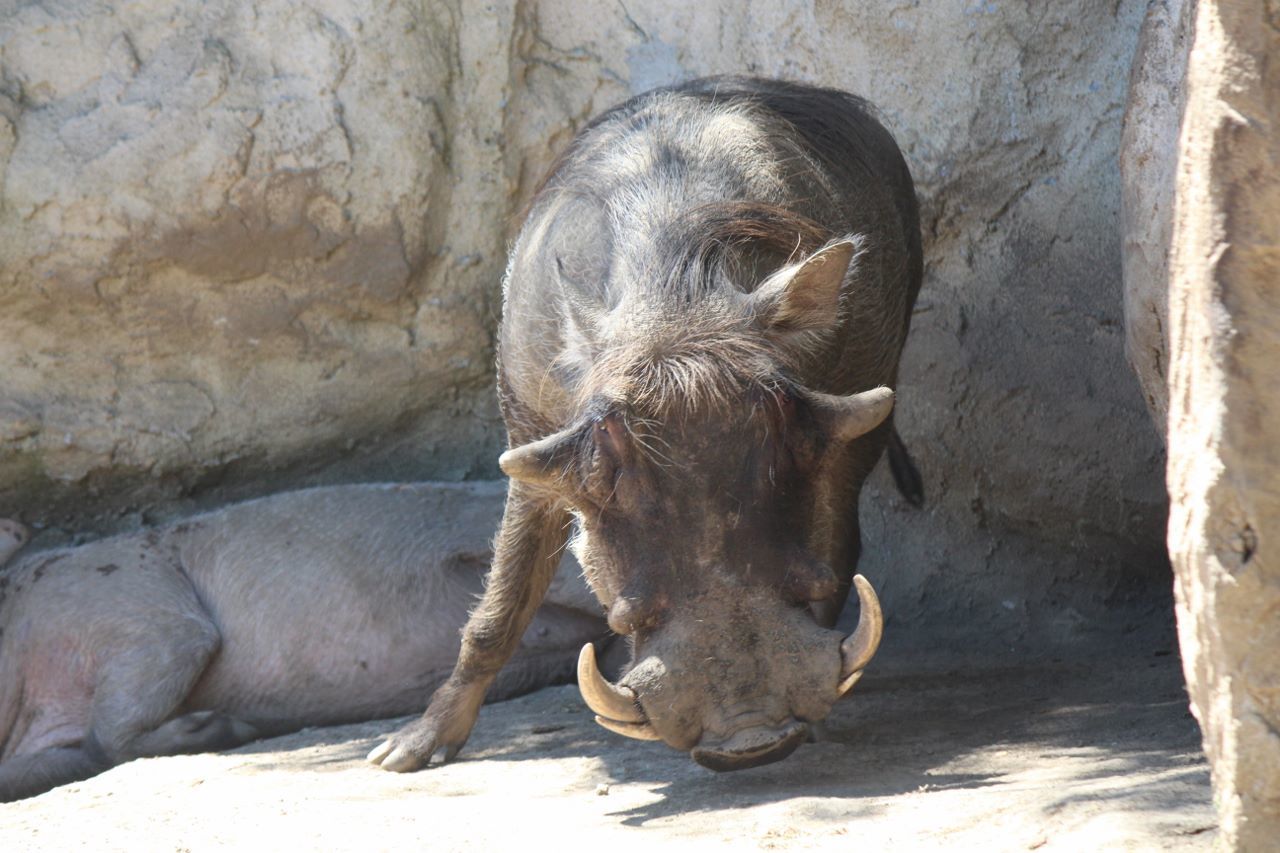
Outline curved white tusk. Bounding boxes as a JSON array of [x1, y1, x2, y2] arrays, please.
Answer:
[[836, 668, 865, 696], [577, 643, 646, 723], [594, 715, 663, 741], [838, 574, 884, 697]]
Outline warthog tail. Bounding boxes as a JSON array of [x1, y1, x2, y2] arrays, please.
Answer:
[[888, 426, 924, 508]]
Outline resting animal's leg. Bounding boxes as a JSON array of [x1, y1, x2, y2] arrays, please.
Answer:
[[86, 571, 256, 764], [125, 711, 259, 759], [0, 709, 258, 803], [0, 747, 104, 803], [370, 483, 570, 771]]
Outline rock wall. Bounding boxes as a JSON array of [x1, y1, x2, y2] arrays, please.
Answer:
[[0, 1, 507, 535], [1121, 0, 1195, 436], [0, 2, 1167, 642], [1156, 0, 1280, 846]]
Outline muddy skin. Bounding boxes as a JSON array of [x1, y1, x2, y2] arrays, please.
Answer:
[[0, 483, 606, 802], [371, 77, 921, 774]]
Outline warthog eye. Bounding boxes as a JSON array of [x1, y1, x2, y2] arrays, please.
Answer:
[[586, 411, 629, 495], [592, 412, 626, 450]]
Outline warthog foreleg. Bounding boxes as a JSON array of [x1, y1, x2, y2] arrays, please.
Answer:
[[370, 483, 571, 771]]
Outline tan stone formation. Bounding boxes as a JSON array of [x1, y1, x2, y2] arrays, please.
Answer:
[[1, 2, 1165, 641], [1163, 0, 1280, 847], [1121, 0, 1195, 436], [0, 1, 507, 532]]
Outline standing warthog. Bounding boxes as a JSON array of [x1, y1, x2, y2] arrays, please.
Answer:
[[370, 76, 921, 773], [0, 483, 605, 801]]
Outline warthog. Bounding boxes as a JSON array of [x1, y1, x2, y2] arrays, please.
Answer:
[[0, 483, 605, 801], [371, 77, 921, 773]]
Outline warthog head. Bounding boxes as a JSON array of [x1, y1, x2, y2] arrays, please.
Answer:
[[501, 238, 888, 771]]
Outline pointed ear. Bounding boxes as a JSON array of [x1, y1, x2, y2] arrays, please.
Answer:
[[751, 236, 863, 332]]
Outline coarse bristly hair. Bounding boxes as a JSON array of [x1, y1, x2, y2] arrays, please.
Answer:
[[579, 310, 785, 418], [525, 78, 902, 423], [572, 217, 858, 420]]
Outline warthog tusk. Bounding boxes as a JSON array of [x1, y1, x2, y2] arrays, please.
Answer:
[[594, 715, 663, 741], [577, 643, 646, 724], [838, 574, 884, 696]]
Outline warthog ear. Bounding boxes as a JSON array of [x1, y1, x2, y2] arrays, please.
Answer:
[[0, 518, 31, 566], [499, 425, 582, 489], [751, 235, 864, 332], [806, 386, 895, 443]]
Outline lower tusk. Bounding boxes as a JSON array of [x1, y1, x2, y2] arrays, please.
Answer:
[[837, 669, 865, 697], [577, 643, 646, 723], [838, 574, 884, 696], [594, 715, 663, 741]]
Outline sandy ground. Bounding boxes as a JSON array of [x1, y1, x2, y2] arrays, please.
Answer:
[[0, 643, 1214, 852]]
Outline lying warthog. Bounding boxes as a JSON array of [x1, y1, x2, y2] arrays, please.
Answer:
[[371, 77, 921, 773], [0, 483, 605, 801]]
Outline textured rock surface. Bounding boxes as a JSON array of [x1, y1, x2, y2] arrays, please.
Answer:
[[1163, 1, 1280, 846], [0, 1, 505, 535], [0, 1, 1167, 644], [1121, 0, 1194, 435]]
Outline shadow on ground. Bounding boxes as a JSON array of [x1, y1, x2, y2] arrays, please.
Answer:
[[212, 636, 1213, 848], [0, 635, 1214, 851]]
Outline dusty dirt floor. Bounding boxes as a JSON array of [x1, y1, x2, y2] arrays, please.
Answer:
[[0, 632, 1214, 852]]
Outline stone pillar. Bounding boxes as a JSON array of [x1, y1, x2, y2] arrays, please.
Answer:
[[1120, 0, 1195, 436], [1166, 0, 1280, 846]]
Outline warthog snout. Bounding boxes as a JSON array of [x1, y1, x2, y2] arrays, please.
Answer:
[[691, 720, 810, 772], [576, 577, 883, 767]]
